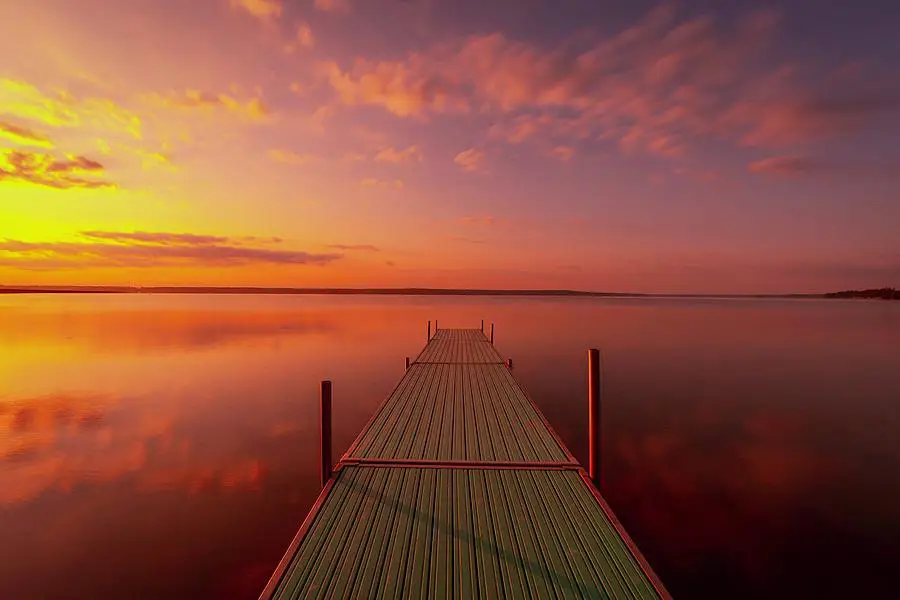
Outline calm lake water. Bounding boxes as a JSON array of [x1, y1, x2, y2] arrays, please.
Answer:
[[1, 294, 898, 599]]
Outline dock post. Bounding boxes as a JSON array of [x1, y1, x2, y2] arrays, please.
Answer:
[[320, 380, 333, 488], [490, 323, 494, 344], [427, 320, 431, 341], [506, 358, 513, 369], [481, 319, 484, 332], [435, 319, 438, 331], [405, 356, 410, 370], [588, 349, 601, 488]]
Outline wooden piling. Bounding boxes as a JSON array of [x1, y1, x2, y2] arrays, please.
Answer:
[[405, 356, 410, 370], [506, 358, 513, 369], [320, 380, 333, 488], [481, 319, 484, 332], [490, 323, 494, 344], [588, 348, 601, 488], [427, 320, 431, 341]]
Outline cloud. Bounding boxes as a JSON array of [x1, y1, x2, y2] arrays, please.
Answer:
[[747, 155, 828, 177], [1, 78, 142, 138], [457, 215, 506, 227], [550, 146, 575, 161], [0, 232, 343, 270], [230, 0, 282, 21], [80, 231, 229, 245], [0, 121, 53, 148], [454, 148, 485, 172], [284, 22, 315, 53], [374, 145, 423, 164], [321, 7, 899, 158], [146, 90, 270, 121], [297, 21, 315, 48], [268, 149, 316, 165], [359, 177, 404, 190], [747, 155, 900, 179], [320, 60, 469, 118], [314, 0, 350, 14], [327, 244, 380, 251], [0, 149, 114, 189]]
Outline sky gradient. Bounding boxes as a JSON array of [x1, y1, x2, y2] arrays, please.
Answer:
[[1, 0, 898, 293]]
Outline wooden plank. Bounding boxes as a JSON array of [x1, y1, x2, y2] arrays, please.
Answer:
[[263, 328, 669, 600]]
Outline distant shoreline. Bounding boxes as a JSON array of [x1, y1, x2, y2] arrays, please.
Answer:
[[1, 286, 896, 299]]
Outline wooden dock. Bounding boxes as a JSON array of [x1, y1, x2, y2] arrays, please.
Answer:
[[261, 327, 669, 599]]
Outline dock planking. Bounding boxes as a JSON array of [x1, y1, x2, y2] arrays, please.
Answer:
[[261, 327, 669, 599]]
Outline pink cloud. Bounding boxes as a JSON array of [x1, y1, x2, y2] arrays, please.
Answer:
[[322, 7, 897, 158], [747, 155, 826, 177], [550, 146, 575, 161], [454, 148, 485, 172], [314, 0, 350, 14]]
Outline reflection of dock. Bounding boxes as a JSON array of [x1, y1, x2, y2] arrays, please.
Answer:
[[260, 325, 669, 599]]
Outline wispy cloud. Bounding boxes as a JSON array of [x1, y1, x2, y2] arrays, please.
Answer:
[[1, 78, 142, 138], [747, 156, 828, 177], [375, 145, 423, 164], [457, 215, 506, 227], [320, 7, 900, 159], [0, 149, 114, 190], [550, 146, 575, 161], [0, 231, 343, 270], [0, 121, 53, 148], [326, 244, 380, 252], [146, 90, 270, 121], [747, 155, 900, 179], [454, 148, 485, 172], [80, 231, 229, 245]]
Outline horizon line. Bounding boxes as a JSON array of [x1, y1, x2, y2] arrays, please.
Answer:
[[1, 285, 896, 298]]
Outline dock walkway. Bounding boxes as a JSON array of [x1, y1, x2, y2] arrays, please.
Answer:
[[261, 327, 669, 599]]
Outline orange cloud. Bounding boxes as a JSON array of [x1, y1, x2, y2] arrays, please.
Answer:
[[0, 231, 343, 270], [314, 0, 350, 14], [0, 121, 53, 148], [146, 90, 270, 121], [454, 148, 485, 172], [229, 0, 282, 21], [1, 78, 141, 138], [0, 149, 114, 189], [374, 145, 422, 164], [268, 149, 317, 165]]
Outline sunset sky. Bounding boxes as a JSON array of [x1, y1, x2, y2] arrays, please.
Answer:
[[1, 0, 898, 293]]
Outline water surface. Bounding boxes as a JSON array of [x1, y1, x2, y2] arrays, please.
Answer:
[[1, 294, 898, 598]]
